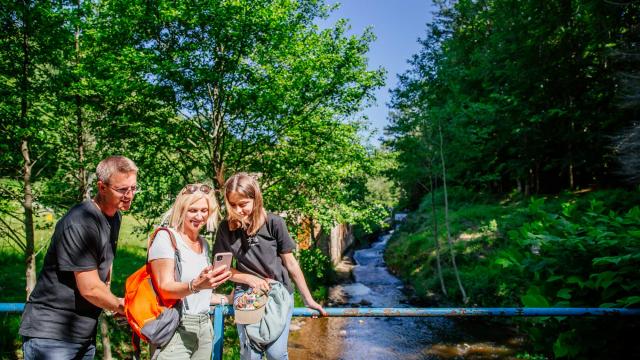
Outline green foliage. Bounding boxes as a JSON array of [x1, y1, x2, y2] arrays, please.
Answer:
[[494, 196, 640, 358], [0, 314, 20, 359], [89, 0, 387, 232], [501, 197, 640, 309], [387, 189, 640, 358], [1, 0, 391, 243], [297, 247, 334, 292], [0, 252, 30, 303], [385, 0, 640, 203]]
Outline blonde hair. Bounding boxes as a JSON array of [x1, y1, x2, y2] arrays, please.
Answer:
[[224, 173, 267, 235], [160, 184, 220, 233], [96, 156, 138, 183]]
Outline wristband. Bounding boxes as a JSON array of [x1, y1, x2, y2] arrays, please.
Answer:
[[189, 279, 200, 294]]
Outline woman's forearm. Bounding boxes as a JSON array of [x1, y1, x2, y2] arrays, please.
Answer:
[[282, 253, 314, 303], [150, 259, 191, 299], [229, 268, 272, 292], [229, 268, 254, 285]]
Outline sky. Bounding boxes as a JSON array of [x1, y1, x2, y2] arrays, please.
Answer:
[[319, 1, 436, 145]]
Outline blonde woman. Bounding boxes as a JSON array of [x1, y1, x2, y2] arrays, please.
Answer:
[[149, 184, 231, 359]]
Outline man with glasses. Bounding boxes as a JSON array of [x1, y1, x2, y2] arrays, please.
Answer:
[[20, 156, 138, 360]]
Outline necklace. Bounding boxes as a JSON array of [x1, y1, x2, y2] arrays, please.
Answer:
[[181, 232, 202, 253]]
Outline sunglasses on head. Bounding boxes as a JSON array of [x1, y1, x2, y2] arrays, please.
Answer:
[[182, 184, 212, 194]]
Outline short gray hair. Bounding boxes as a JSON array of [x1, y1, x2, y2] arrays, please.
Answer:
[[95, 156, 138, 183]]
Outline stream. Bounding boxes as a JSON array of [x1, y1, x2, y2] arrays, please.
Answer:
[[289, 232, 526, 359]]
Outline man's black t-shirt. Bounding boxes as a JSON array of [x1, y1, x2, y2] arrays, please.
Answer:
[[19, 200, 121, 343], [213, 213, 296, 293]]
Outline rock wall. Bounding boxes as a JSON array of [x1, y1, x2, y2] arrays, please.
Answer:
[[296, 217, 354, 265], [328, 223, 354, 265]]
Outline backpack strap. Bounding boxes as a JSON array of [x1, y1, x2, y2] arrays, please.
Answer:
[[200, 235, 211, 266], [148, 227, 189, 311]]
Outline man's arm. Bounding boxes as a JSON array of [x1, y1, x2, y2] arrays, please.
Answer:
[[75, 269, 124, 315]]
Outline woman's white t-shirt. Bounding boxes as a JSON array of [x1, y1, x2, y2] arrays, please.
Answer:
[[148, 228, 212, 315]]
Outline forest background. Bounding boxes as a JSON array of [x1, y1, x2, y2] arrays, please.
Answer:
[[1, 0, 639, 359], [383, 0, 639, 359]]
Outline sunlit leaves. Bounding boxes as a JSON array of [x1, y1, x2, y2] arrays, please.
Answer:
[[90, 0, 387, 230]]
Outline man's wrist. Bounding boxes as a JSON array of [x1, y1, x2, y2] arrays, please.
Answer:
[[111, 297, 124, 315]]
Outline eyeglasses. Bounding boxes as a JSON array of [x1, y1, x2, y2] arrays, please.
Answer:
[[110, 185, 138, 195], [182, 184, 212, 194]]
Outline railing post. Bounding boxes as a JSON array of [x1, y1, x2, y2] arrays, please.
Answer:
[[212, 304, 226, 360]]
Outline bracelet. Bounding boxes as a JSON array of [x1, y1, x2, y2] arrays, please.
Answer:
[[188, 279, 200, 294]]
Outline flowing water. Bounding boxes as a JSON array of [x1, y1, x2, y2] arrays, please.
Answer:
[[289, 233, 526, 359]]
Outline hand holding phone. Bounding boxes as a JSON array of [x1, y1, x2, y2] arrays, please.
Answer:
[[213, 252, 233, 271]]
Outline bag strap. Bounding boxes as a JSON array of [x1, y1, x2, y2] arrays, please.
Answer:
[[148, 227, 189, 310], [201, 235, 211, 266], [147, 226, 179, 258]]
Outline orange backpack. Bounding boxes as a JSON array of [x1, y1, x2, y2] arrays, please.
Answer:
[[124, 227, 182, 352]]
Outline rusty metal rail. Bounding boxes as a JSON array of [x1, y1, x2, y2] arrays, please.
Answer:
[[3, 303, 639, 360], [212, 305, 640, 359], [290, 307, 640, 317]]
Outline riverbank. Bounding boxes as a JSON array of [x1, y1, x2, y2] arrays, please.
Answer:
[[383, 188, 640, 359]]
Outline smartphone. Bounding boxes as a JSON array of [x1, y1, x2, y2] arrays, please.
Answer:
[[213, 252, 233, 271]]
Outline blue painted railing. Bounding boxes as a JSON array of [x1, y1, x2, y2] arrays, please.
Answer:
[[211, 305, 640, 360], [3, 303, 639, 360], [0, 303, 25, 312]]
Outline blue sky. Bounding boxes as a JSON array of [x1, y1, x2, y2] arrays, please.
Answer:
[[319, 1, 436, 145]]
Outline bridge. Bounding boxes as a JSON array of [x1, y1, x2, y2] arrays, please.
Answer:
[[3, 303, 639, 359]]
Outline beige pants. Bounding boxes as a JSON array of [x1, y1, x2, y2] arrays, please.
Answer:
[[154, 313, 213, 360]]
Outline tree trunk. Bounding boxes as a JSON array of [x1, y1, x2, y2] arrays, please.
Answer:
[[535, 162, 540, 194], [438, 123, 467, 303], [20, 0, 36, 300], [568, 101, 575, 189], [76, 98, 86, 198], [75, 7, 87, 200], [430, 174, 446, 296], [22, 141, 36, 299], [214, 162, 225, 191], [99, 315, 112, 360]]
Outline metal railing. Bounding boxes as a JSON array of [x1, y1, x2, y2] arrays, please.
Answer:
[[211, 305, 640, 360], [3, 303, 639, 360]]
